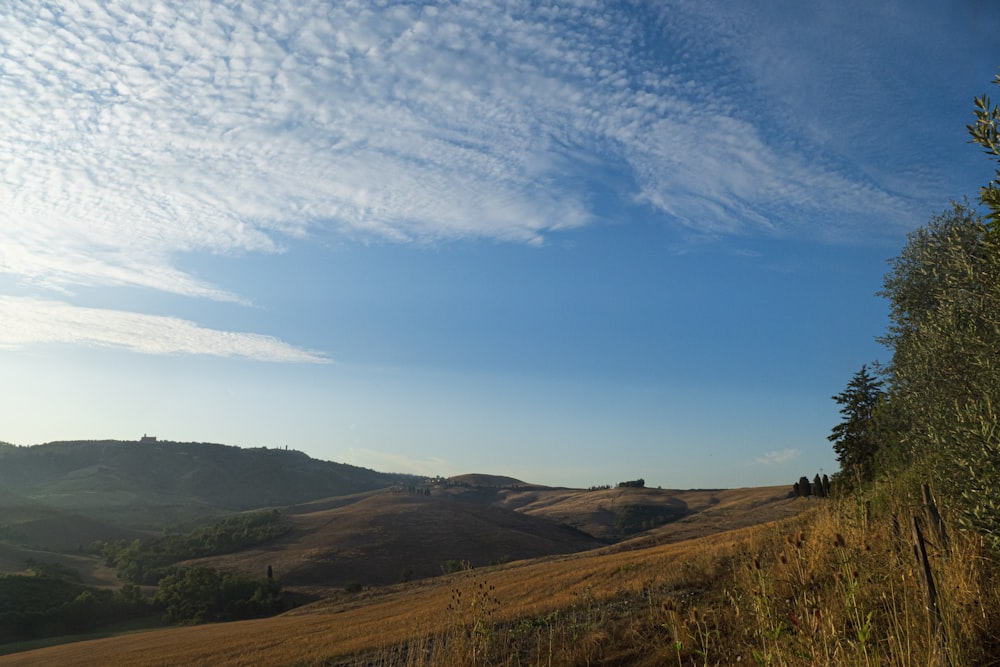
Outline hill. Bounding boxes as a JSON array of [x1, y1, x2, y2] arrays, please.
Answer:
[[5, 489, 997, 667], [0, 439, 801, 603], [163, 483, 800, 603], [437, 480, 799, 542], [0, 440, 417, 528], [186, 491, 603, 594], [0, 438, 814, 661]]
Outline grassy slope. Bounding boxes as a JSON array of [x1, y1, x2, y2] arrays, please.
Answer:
[[178, 486, 798, 597], [500, 485, 799, 541], [0, 487, 821, 667], [0, 520, 761, 667], [7, 486, 998, 666], [0, 441, 414, 526], [181, 492, 606, 592]]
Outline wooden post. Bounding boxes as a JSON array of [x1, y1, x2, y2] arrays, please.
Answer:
[[911, 516, 946, 665], [921, 483, 949, 554]]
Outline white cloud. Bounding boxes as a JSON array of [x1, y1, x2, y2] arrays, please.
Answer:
[[0, 0, 949, 301], [755, 448, 801, 466], [0, 296, 328, 363], [347, 446, 456, 478]]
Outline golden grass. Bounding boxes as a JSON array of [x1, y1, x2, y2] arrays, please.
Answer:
[[5, 486, 996, 666], [0, 523, 751, 666]]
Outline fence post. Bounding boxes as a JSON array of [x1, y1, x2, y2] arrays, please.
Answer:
[[921, 483, 949, 554], [911, 515, 946, 665]]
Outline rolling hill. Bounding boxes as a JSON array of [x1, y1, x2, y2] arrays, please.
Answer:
[[185, 491, 604, 594], [0, 440, 418, 528], [0, 497, 814, 666], [0, 438, 812, 663]]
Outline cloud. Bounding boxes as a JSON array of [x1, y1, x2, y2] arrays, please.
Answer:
[[0, 296, 328, 363], [347, 446, 456, 478], [0, 0, 955, 300], [755, 448, 801, 466]]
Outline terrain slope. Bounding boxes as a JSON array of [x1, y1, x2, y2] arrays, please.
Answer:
[[0, 498, 808, 667]]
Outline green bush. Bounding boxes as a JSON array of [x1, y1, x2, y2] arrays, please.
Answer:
[[154, 566, 282, 624]]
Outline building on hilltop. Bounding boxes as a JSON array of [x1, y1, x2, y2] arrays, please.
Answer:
[[140, 434, 157, 443]]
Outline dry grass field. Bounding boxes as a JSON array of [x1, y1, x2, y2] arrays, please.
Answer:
[[5, 482, 997, 666], [0, 517, 772, 667], [0, 486, 809, 666], [178, 484, 799, 599]]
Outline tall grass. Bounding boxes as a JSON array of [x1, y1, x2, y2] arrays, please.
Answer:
[[322, 488, 1000, 666]]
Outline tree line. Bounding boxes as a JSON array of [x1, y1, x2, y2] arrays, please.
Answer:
[[827, 73, 1000, 551], [791, 474, 830, 498], [100, 509, 290, 585], [0, 511, 293, 644]]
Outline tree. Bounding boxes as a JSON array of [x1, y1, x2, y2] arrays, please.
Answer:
[[828, 365, 884, 481], [877, 200, 1000, 550], [968, 72, 1000, 231], [812, 474, 825, 498]]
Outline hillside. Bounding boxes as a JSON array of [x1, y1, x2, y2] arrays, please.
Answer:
[[166, 483, 801, 602], [187, 492, 604, 593], [6, 489, 997, 667], [439, 479, 798, 542], [0, 440, 813, 662], [0, 440, 417, 528], [0, 498, 825, 667], [0, 443, 801, 600]]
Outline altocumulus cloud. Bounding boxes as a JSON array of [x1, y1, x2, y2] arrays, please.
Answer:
[[0, 0, 924, 300], [0, 297, 328, 363]]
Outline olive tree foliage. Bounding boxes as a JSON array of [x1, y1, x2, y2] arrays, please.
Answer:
[[968, 72, 1000, 231], [877, 202, 1000, 548]]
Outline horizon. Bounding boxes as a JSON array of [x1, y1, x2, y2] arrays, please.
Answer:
[[0, 436, 784, 490], [2, 1, 998, 489]]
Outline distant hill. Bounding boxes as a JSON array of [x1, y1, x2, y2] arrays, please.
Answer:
[[0, 440, 418, 527], [446, 473, 530, 488], [186, 483, 801, 597], [0, 438, 803, 610], [189, 492, 603, 591]]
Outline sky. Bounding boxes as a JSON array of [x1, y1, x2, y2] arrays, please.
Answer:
[[1, 1, 998, 489]]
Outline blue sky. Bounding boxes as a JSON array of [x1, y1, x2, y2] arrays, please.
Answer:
[[1, 1, 997, 488]]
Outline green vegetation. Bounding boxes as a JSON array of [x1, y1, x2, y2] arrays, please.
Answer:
[[101, 510, 290, 585], [0, 440, 419, 521], [828, 365, 883, 483], [863, 201, 1000, 548], [0, 573, 147, 644], [813, 75, 1000, 554], [615, 503, 685, 535], [968, 72, 1000, 229], [155, 566, 282, 624], [0, 512, 291, 644]]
